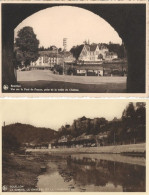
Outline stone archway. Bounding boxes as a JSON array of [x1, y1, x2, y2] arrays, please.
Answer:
[[2, 3, 146, 93]]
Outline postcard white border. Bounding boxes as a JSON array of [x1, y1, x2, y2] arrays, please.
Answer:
[[0, 98, 148, 194], [0, 0, 148, 98]]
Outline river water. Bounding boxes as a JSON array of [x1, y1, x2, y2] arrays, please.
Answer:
[[37, 154, 145, 192]]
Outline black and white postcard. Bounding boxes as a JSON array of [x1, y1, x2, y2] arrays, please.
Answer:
[[0, 99, 147, 192], [0, 0, 148, 97]]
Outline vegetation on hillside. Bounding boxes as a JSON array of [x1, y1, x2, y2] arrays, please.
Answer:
[[2, 123, 57, 153], [56, 102, 146, 145], [2, 102, 145, 154]]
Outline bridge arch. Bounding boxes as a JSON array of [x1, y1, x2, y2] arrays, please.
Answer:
[[2, 3, 146, 93]]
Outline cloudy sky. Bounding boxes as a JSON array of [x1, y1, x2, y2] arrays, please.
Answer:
[[0, 99, 129, 130], [14, 6, 122, 50]]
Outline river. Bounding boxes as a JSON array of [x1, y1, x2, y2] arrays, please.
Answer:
[[37, 154, 145, 192]]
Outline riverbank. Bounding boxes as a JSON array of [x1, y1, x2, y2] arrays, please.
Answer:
[[2, 152, 145, 192], [2, 153, 42, 192], [40, 143, 145, 156], [26, 143, 146, 160]]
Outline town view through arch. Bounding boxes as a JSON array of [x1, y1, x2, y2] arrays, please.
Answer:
[[14, 6, 127, 93]]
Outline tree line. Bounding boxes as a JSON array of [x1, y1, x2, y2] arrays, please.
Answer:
[[70, 42, 126, 60], [14, 26, 127, 68], [57, 102, 146, 145], [2, 102, 146, 155]]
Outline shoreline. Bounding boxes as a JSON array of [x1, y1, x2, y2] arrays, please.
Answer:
[[2, 154, 43, 192], [27, 143, 145, 156], [2, 150, 145, 192]]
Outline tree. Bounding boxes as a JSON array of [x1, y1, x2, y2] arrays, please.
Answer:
[[70, 45, 84, 60], [108, 43, 126, 59], [15, 26, 39, 66], [67, 67, 77, 75], [38, 46, 45, 51], [93, 117, 107, 135], [135, 103, 146, 142], [58, 48, 62, 52], [54, 64, 63, 75], [135, 103, 146, 124], [2, 131, 21, 153], [122, 103, 137, 144]]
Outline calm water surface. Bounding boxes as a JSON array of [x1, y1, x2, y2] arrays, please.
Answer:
[[37, 154, 145, 192]]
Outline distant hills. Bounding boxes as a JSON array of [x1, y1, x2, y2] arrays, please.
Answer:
[[2, 123, 57, 145]]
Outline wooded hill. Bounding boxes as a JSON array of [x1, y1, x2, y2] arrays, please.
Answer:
[[2, 123, 57, 146]]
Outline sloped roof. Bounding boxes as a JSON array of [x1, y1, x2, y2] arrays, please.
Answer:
[[39, 50, 56, 55], [84, 44, 90, 52], [39, 51, 62, 58], [90, 44, 97, 51], [63, 51, 74, 58]]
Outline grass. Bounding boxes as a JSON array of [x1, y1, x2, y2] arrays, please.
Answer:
[[2, 153, 41, 192]]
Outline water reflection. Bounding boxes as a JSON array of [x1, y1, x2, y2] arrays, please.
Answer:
[[67, 156, 145, 192], [37, 155, 145, 192]]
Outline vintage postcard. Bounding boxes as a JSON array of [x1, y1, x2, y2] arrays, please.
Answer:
[[0, 99, 148, 193], [0, 0, 148, 97]]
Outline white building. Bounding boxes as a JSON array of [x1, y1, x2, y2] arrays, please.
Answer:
[[78, 44, 117, 62]]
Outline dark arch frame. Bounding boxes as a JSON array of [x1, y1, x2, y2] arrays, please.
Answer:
[[2, 3, 146, 93]]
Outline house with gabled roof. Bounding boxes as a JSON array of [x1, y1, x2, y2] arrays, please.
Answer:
[[78, 44, 109, 62], [77, 43, 117, 63]]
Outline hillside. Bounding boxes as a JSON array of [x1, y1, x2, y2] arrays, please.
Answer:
[[2, 123, 57, 145]]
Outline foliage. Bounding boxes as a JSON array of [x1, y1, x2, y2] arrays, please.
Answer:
[[2, 123, 57, 146], [58, 48, 62, 52], [58, 117, 108, 138], [108, 43, 126, 59], [54, 64, 63, 74], [67, 67, 77, 75], [56, 102, 146, 145], [70, 45, 84, 60], [38, 46, 45, 51], [2, 131, 21, 153], [15, 26, 39, 66], [121, 102, 146, 143], [38, 46, 62, 52]]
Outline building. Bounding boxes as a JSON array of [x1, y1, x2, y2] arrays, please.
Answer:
[[31, 50, 76, 68], [63, 52, 76, 63], [76, 66, 104, 76], [105, 51, 118, 61], [63, 38, 67, 51], [31, 50, 62, 68], [78, 44, 107, 62], [77, 44, 118, 63]]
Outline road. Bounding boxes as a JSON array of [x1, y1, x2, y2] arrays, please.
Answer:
[[17, 70, 126, 84], [17, 70, 127, 93]]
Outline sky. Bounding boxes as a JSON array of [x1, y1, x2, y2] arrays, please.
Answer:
[[0, 99, 129, 130], [14, 6, 122, 50]]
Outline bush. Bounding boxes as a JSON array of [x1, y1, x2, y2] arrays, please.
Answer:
[[67, 67, 77, 75], [2, 132, 21, 153], [54, 65, 63, 75]]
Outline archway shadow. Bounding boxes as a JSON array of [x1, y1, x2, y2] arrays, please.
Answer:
[[2, 3, 146, 93]]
